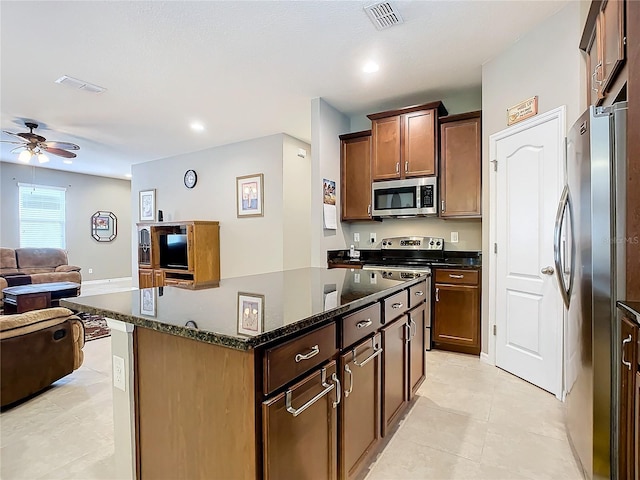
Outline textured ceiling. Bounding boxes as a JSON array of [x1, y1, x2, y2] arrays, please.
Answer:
[[0, 1, 567, 179]]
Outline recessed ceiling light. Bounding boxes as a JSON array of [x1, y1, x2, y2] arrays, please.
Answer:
[[190, 122, 205, 132], [125, 173, 132, 178], [363, 61, 380, 73]]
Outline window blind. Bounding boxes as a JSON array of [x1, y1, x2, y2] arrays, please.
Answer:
[[18, 183, 66, 248]]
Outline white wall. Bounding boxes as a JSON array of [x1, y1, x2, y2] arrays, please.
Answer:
[[480, 1, 586, 354], [310, 98, 351, 267], [131, 134, 310, 281], [0, 162, 132, 280]]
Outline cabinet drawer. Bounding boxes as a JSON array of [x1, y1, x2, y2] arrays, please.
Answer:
[[341, 303, 381, 349], [163, 278, 193, 287], [264, 323, 337, 395], [382, 290, 409, 324], [434, 269, 479, 285], [409, 281, 428, 309]]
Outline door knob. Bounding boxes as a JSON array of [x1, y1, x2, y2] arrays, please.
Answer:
[[541, 266, 555, 275]]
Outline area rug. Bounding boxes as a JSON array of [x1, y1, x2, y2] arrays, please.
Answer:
[[77, 312, 111, 341]]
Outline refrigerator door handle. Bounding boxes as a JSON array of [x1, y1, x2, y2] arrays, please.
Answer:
[[554, 185, 572, 308]]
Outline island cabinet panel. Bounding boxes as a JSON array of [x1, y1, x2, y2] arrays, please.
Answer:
[[381, 315, 408, 436], [135, 327, 257, 480], [619, 315, 638, 480], [339, 334, 382, 480], [340, 131, 372, 221], [408, 302, 426, 399], [341, 302, 381, 349], [263, 361, 339, 480]]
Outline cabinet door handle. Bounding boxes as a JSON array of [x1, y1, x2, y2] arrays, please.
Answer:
[[405, 161, 409, 172], [367, 204, 371, 215], [404, 323, 411, 344], [396, 162, 400, 174], [435, 288, 439, 302], [344, 365, 353, 397], [410, 318, 417, 339], [622, 334, 633, 370], [353, 341, 383, 367], [285, 367, 334, 417], [295, 344, 319, 363], [356, 319, 372, 329], [441, 200, 445, 212], [414, 290, 424, 296], [330, 373, 341, 409], [391, 302, 404, 309], [449, 274, 464, 279]]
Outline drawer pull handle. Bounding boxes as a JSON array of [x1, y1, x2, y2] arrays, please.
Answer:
[[622, 334, 633, 370], [414, 291, 424, 296], [435, 288, 439, 302], [344, 365, 353, 397], [285, 367, 335, 417], [356, 319, 372, 329], [295, 345, 319, 363], [449, 274, 464, 279], [353, 341, 383, 367], [391, 302, 404, 309]]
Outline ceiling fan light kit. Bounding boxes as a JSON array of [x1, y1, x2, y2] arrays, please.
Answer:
[[2, 122, 79, 164]]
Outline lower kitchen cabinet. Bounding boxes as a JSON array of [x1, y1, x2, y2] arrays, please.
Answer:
[[339, 334, 382, 480], [619, 314, 638, 480], [433, 268, 481, 355], [263, 361, 340, 480], [408, 302, 426, 399], [381, 316, 408, 436]]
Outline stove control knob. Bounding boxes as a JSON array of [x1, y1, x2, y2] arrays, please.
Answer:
[[429, 241, 434, 246], [436, 241, 441, 246], [388, 241, 393, 246]]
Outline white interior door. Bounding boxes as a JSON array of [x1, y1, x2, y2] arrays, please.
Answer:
[[490, 107, 565, 398]]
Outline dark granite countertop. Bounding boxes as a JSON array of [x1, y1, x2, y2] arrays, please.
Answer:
[[618, 301, 640, 325], [327, 249, 482, 269], [62, 268, 423, 351]]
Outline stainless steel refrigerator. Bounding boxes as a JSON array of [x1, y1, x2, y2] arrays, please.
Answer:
[[555, 102, 627, 480]]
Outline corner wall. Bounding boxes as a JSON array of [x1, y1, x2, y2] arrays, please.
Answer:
[[481, 1, 586, 354], [0, 162, 132, 280]]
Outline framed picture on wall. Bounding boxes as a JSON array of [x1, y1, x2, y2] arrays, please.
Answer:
[[139, 189, 156, 222], [236, 174, 264, 217], [140, 288, 156, 317], [237, 292, 265, 336]]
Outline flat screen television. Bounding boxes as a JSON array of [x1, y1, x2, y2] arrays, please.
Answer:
[[159, 233, 189, 270]]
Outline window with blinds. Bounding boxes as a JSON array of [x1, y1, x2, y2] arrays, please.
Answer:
[[18, 183, 66, 248]]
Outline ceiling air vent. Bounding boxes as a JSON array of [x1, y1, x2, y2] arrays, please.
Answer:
[[55, 75, 106, 94], [364, 2, 404, 30]]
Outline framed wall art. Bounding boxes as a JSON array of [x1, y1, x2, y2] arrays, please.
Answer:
[[236, 174, 263, 218], [237, 292, 264, 335], [140, 288, 157, 317], [139, 189, 156, 222]]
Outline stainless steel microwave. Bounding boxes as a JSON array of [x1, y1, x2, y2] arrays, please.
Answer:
[[371, 177, 437, 217]]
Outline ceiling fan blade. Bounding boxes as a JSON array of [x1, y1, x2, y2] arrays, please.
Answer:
[[10, 146, 27, 154], [17, 132, 46, 143], [41, 141, 80, 150], [45, 147, 76, 158], [2, 130, 25, 139], [0, 140, 26, 145]]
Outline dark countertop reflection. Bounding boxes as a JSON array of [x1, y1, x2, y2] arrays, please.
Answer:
[[62, 267, 424, 351], [618, 301, 640, 325]]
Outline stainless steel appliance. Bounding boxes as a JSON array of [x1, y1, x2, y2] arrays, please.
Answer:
[[555, 102, 627, 480], [371, 177, 437, 217], [362, 236, 444, 350]]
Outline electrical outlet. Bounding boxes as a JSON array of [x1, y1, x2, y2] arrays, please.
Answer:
[[370, 233, 377, 244], [88, 268, 93, 274], [354, 273, 360, 283], [451, 232, 459, 243], [354, 232, 360, 242], [113, 355, 126, 392]]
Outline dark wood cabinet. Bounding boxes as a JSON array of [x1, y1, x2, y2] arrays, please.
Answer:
[[433, 268, 481, 355], [408, 302, 426, 399], [381, 315, 408, 436], [582, 0, 626, 105], [619, 314, 638, 480], [368, 102, 447, 181], [439, 112, 482, 218], [263, 361, 339, 480], [339, 334, 381, 480], [340, 131, 372, 221]]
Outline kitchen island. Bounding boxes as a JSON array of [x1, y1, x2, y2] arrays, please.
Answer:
[[63, 267, 430, 480]]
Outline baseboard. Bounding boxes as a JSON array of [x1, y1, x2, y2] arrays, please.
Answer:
[[82, 277, 132, 285], [480, 352, 494, 365]]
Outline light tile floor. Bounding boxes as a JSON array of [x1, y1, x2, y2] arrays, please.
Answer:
[[1, 278, 584, 479]]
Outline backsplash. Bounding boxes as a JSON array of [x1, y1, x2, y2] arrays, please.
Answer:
[[344, 217, 482, 251]]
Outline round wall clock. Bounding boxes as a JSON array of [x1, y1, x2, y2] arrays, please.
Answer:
[[184, 169, 197, 189]]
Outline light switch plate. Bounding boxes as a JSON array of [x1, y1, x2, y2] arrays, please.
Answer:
[[354, 273, 360, 283], [354, 233, 360, 242], [113, 355, 126, 392], [451, 232, 459, 243]]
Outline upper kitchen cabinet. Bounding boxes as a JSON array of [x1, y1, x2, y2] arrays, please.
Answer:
[[581, 0, 626, 105], [368, 101, 448, 181], [340, 130, 372, 221], [439, 111, 482, 218]]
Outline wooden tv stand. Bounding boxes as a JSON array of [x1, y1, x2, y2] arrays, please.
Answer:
[[136, 221, 220, 289]]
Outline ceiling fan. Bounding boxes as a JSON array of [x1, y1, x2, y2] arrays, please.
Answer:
[[1, 122, 79, 163]]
